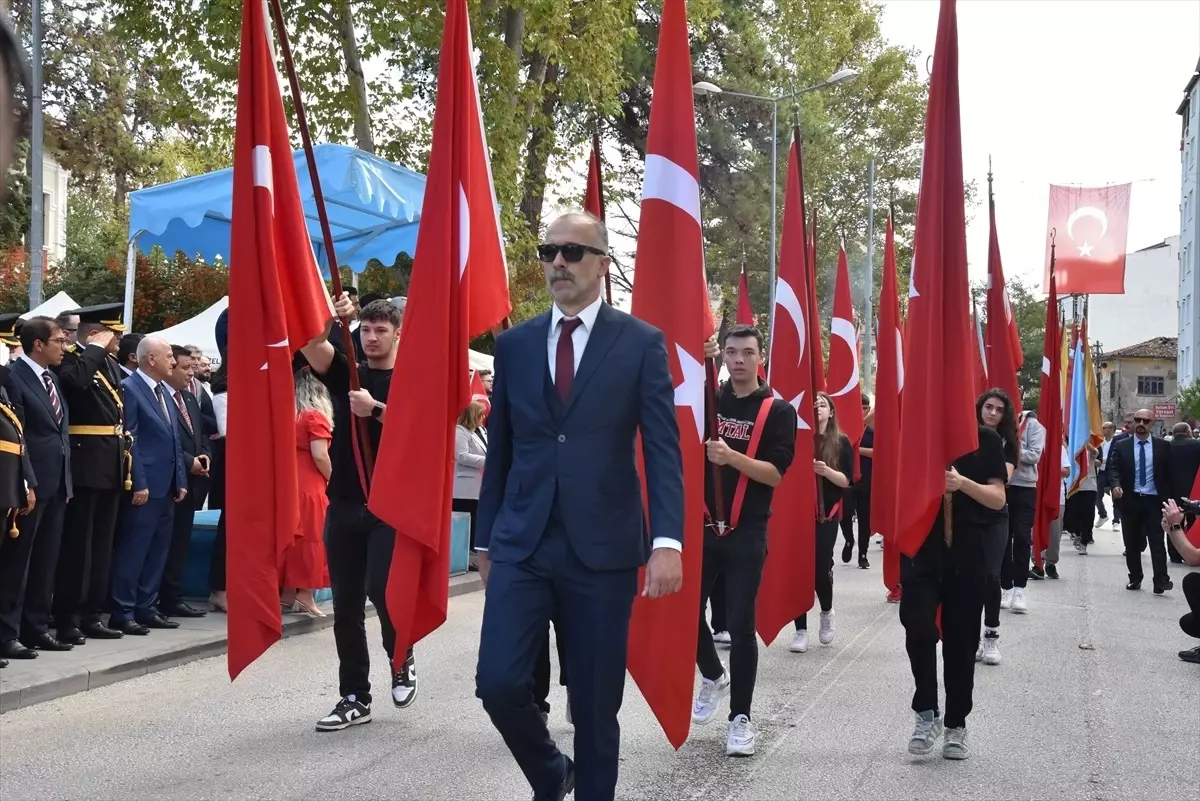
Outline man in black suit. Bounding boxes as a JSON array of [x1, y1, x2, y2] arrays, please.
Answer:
[[0, 338, 36, 669], [1167, 422, 1200, 564], [0, 316, 74, 657], [51, 305, 130, 643], [117, 333, 142, 378], [1110, 408, 1175, 594], [156, 345, 210, 618]]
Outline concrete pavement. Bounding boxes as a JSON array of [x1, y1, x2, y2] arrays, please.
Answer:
[[0, 525, 1196, 801]]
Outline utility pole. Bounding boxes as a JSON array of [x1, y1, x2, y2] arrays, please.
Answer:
[[27, 0, 44, 309], [863, 158, 875, 393]]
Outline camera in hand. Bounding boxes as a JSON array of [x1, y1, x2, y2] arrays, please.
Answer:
[[1178, 498, 1200, 516]]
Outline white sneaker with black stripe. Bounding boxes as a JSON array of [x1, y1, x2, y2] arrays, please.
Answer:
[[392, 653, 418, 708], [315, 695, 372, 732]]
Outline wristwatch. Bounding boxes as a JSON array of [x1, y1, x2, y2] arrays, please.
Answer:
[[1170, 523, 1183, 531], [371, 400, 385, 420]]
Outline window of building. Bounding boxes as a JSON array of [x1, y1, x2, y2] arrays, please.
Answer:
[[1137, 375, 1166, 396], [1109, 372, 1117, 398]]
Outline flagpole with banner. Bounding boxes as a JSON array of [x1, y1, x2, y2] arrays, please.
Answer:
[[985, 157, 1023, 412], [584, 128, 611, 305], [872, 213, 904, 596], [1032, 235, 1063, 568]]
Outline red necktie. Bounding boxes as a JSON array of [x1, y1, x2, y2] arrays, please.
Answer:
[[555, 318, 583, 402], [174, 391, 193, 434], [42, 373, 62, 423]]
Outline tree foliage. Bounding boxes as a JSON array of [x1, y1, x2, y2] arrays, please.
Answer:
[[973, 275, 1050, 407]]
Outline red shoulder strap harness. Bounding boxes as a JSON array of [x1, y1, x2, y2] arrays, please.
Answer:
[[707, 396, 775, 536]]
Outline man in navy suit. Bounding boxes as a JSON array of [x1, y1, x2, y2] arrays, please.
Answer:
[[109, 336, 188, 635], [0, 316, 73, 658], [475, 212, 685, 801]]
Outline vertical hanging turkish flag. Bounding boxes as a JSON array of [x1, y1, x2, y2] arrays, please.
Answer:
[[985, 188, 1023, 411], [626, 0, 711, 750], [972, 299, 988, 397], [807, 208, 827, 392], [584, 131, 612, 305], [735, 259, 766, 379], [469, 369, 491, 415], [757, 127, 817, 643], [226, 0, 335, 680], [1043, 183, 1131, 295], [1032, 271, 1063, 567], [369, 0, 511, 664], [827, 245, 864, 444], [895, 0, 978, 557], [872, 216, 904, 593]]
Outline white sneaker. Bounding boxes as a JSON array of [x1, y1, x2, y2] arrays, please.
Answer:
[[981, 635, 1001, 665], [1000, 588, 1014, 609], [1011, 587, 1027, 614], [691, 669, 730, 725], [726, 714, 757, 757], [713, 630, 731, 646], [908, 710, 944, 755], [788, 629, 808, 653], [943, 726, 970, 760], [818, 611, 835, 645], [975, 639, 984, 662], [1075, 540, 1088, 555]]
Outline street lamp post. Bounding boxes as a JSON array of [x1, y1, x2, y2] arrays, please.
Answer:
[[693, 68, 860, 341]]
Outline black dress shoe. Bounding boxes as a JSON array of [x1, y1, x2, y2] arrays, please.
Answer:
[[159, 602, 207, 618], [56, 628, 87, 646], [21, 632, 74, 651], [1029, 566, 1045, 580], [1126, 580, 1142, 591], [81, 621, 124, 639], [1154, 579, 1174, 595], [532, 757, 575, 801], [109, 619, 150, 636], [1045, 564, 1059, 579], [138, 614, 180, 629], [0, 657, 7, 668], [0, 640, 37, 659]]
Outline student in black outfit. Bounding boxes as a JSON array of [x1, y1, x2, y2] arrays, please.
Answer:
[[789, 392, 852, 654], [690, 325, 797, 758], [974, 389, 1018, 668], [299, 294, 418, 732], [855, 394, 874, 568], [902, 424, 1008, 761]]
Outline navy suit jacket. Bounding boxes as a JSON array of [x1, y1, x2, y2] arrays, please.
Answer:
[[476, 301, 684, 572], [3, 358, 72, 497], [123, 373, 187, 499]]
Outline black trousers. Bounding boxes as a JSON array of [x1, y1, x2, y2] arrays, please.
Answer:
[[325, 500, 405, 703], [839, 488, 855, 546], [709, 573, 728, 633], [1181, 572, 1200, 640], [900, 528, 987, 729], [0, 493, 48, 642], [208, 438, 227, 593], [209, 509, 227, 592], [159, 478, 201, 608], [696, 524, 767, 720], [982, 510, 1008, 630], [53, 487, 122, 629], [854, 479, 872, 557], [1064, 490, 1097, 545], [1001, 485, 1035, 590], [1120, 494, 1170, 586], [796, 520, 839, 630], [533, 618, 569, 715], [19, 486, 68, 640]]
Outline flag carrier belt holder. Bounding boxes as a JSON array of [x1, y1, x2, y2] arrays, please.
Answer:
[[705, 396, 774, 537]]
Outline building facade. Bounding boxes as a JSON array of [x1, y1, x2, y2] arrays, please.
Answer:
[[1176, 58, 1200, 387], [1098, 336, 1181, 435], [42, 154, 69, 263], [1084, 236, 1179, 354]]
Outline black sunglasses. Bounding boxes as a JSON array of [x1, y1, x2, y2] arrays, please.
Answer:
[[1133, 417, 1152, 424], [537, 243, 606, 263]]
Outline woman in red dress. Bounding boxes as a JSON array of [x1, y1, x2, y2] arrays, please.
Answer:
[[282, 369, 333, 616]]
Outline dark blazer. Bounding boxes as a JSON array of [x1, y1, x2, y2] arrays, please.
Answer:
[[195, 384, 217, 440], [1169, 438, 1200, 500], [54, 344, 126, 491], [170, 387, 211, 470], [122, 373, 186, 499], [0, 374, 34, 509], [476, 301, 684, 571], [1109, 434, 1173, 501], [3, 358, 72, 497]]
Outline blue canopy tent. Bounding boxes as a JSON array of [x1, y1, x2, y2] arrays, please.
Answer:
[[123, 143, 426, 327]]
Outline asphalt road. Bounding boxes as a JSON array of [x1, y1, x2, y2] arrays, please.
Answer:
[[1, 524, 1197, 801]]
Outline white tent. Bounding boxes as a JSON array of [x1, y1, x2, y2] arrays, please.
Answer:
[[150, 296, 228, 365], [21, 291, 79, 320]]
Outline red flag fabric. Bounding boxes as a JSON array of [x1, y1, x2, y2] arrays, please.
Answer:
[[895, 0, 978, 558], [872, 217, 904, 593], [827, 245, 864, 444], [369, 0, 511, 664], [807, 208, 826, 392], [469, 369, 491, 415], [972, 299, 988, 398], [584, 132, 612, 306], [1186, 467, 1200, 549], [225, 0, 335, 679], [757, 129, 817, 643], [626, 0, 711, 750], [985, 192, 1023, 411], [735, 261, 766, 379], [1042, 184, 1131, 295], [1032, 272, 1063, 568]]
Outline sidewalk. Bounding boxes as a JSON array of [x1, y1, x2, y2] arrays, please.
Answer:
[[0, 573, 481, 714]]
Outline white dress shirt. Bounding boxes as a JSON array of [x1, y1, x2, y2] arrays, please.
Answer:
[[18, 354, 48, 380], [137, 368, 170, 420], [1133, 434, 1157, 495]]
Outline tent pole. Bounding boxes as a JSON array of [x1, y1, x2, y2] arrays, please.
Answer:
[[123, 232, 142, 331]]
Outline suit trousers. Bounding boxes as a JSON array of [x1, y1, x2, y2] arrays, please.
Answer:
[[20, 487, 68, 639], [53, 487, 122, 628], [159, 480, 201, 608], [476, 519, 638, 801], [0, 496, 47, 642], [533, 618, 569, 715], [209, 509, 226, 592], [1120, 494, 1170, 586], [109, 494, 176, 622], [795, 520, 839, 630]]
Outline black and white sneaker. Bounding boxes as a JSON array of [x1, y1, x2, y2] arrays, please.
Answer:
[[392, 653, 418, 708], [315, 696, 372, 732]]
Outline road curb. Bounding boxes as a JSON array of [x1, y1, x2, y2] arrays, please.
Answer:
[[0, 573, 482, 714]]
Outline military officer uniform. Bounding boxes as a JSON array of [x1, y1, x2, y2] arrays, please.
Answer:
[[0, 325, 36, 667]]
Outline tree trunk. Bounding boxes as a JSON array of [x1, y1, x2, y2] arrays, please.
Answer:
[[502, 7, 525, 108], [335, 0, 374, 154], [518, 60, 560, 233]]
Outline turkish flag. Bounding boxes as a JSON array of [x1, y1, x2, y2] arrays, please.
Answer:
[[872, 216, 904, 593], [1032, 271, 1063, 568], [735, 260, 766, 379], [985, 193, 1023, 411], [757, 127, 817, 644], [972, 300, 988, 398], [626, 0, 711, 750], [827, 245, 864, 444], [469, 369, 491, 415], [1043, 183, 1131, 295], [369, 0, 511, 664], [895, 0, 979, 558], [584, 131, 611, 305], [225, 0, 335, 680], [807, 208, 826, 392]]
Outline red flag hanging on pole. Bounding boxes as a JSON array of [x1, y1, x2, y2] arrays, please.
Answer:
[[1042, 183, 1131, 295], [872, 216, 904, 595], [1032, 267, 1063, 568], [369, 0, 512, 664], [469, 369, 491, 416], [807, 208, 826, 392], [225, 0, 336, 679], [972, 298, 988, 398], [827, 245, 864, 444], [584, 131, 612, 305], [895, 0, 979, 558], [735, 259, 766, 379], [985, 181, 1023, 411], [626, 0, 711, 750], [756, 127, 817, 643]]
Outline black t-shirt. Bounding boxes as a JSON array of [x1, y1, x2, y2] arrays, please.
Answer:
[[704, 382, 797, 529], [817, 433, 854, 513], [315, 351, 392, 504], [927, 425, 1008, 540], [859, 426, 874, 482], [1000, 432, 1018, 471]]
